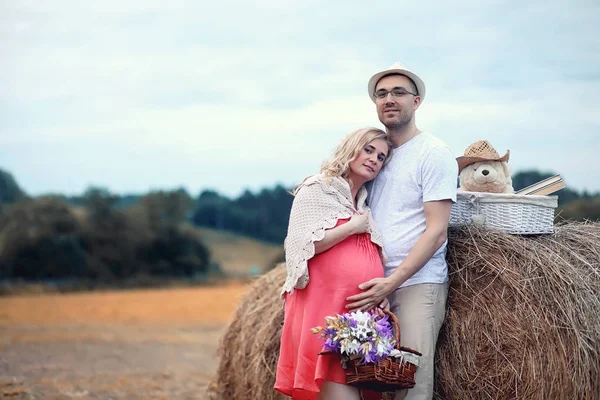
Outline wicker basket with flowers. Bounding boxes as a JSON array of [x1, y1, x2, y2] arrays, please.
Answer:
[[312, 309, 421, 392]]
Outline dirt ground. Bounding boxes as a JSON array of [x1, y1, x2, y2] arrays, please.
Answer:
[[0, 283, 249, 400]]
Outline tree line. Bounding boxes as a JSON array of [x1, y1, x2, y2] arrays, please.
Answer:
[[1, 168, 599, 285], [187, 170, 600, 239], [0, 181, 212, 285]]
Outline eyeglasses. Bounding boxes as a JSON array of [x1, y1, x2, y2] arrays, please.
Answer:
[[374, 88, 417, 100]]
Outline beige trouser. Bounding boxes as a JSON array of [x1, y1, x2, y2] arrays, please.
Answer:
[[388, 283, 448, 400]]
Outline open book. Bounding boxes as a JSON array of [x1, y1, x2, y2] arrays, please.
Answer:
[[514, 174, 565, 196]]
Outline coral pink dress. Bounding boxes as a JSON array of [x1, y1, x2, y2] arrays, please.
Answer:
[[275, 219, 384, 400]]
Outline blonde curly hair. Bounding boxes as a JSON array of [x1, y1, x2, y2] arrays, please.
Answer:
[[293, 127, 392, 195], [320, 127, 392, 179]]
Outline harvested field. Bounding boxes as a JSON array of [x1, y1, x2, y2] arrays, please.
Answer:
[[0, 283, 247, 399]]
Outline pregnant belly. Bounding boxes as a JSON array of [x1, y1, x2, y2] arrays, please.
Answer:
[[308, 234, 383, 293]]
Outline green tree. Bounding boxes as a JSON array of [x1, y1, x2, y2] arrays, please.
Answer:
[[191, 185, 293, 244], [141, 188, 193, 232], [80, 187, 140, 280], [137, 189, 210, 278], [83, 187, 119, 221], [193, 190, 232, 230], [0, 168, 26, 204], [0, 197, 86, 280], [557, 197, 600, 221]]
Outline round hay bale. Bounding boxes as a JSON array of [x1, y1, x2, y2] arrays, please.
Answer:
[[207, 222, 600, 400], [436, 222, 600, 399]]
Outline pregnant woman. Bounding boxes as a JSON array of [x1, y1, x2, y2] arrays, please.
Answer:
[[275, 127, 392, 400]]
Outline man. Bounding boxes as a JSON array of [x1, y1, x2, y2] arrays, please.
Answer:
[[346, 63, 458, 400]]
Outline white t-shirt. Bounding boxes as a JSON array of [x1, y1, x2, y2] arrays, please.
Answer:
[[367, 132, 458, 287]]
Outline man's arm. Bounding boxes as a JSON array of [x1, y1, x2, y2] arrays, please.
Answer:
[[345, 199, 452, 310]]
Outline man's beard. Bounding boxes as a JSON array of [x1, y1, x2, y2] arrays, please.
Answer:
[[381, 109, 413, 130]]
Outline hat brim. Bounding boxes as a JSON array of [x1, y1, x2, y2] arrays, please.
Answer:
[[368, 68, 426, 103], [456, 150, 510, 172]]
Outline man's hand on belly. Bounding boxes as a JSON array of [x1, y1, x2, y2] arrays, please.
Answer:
[[345, 277, 396, 311]]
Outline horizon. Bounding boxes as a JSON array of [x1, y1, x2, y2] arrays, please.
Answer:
[[5, 166, 596, 200]]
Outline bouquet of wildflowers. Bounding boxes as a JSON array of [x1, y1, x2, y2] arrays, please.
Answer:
[[312, 310, 419, 368]]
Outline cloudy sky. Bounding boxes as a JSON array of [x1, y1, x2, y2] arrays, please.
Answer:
[[1, 0, 599, 198]]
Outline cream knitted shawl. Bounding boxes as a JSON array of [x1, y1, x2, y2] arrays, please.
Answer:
[[281, 174, 384, 296]]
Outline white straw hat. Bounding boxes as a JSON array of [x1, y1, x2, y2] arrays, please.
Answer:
[[367, 62, 426, 103]]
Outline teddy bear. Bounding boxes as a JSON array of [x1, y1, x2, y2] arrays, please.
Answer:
[[456, 140, 514, 193]]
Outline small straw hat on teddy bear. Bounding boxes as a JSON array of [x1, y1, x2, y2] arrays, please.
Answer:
[[456, 140, 510, 172]]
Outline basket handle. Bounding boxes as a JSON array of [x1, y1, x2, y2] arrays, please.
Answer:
[[381, 309, 401, 349]]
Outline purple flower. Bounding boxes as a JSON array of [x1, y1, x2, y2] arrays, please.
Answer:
[[370, 353, 383, 364], [323, 338, 339, 352], [324, 327, 337, 337], [340, 314, 351, 325], [313, 311, 398, 365], [374, 315, 393, 338]]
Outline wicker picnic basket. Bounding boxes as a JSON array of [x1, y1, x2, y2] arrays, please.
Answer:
[[449, 191, 558, 235], [344, 310, 421, 392]]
